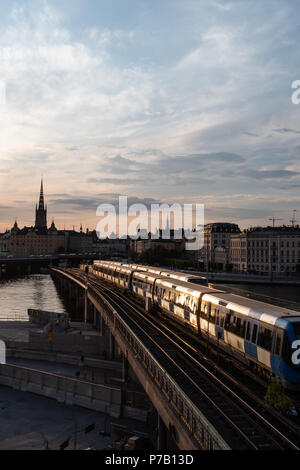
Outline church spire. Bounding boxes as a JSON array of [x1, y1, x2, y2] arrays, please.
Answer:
[[39, 179, 45, 210], [35, 178, 47, 229]]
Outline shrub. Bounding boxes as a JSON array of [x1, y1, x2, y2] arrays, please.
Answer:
[[265, 377, 294, 413]]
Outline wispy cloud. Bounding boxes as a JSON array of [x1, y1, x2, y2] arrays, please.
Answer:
[[0, 0, 299, 230]]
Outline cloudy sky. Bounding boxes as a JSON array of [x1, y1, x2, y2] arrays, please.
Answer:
[[0, 0, 300, 232]]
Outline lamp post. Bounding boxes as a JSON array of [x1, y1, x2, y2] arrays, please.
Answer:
[[84, 266, 89, 324]]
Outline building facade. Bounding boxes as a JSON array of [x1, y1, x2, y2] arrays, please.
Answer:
[[198, 222, 241, 269], [230, 226, 300, 274]]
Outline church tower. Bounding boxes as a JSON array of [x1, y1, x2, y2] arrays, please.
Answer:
[[35, 179, 47, 229]]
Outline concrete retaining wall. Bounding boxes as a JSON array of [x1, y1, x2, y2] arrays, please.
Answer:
[[24, 330, 109, 355], [0, 363, 121, 417], [28, 309, 69, 329], [7, 348, 122, 371]]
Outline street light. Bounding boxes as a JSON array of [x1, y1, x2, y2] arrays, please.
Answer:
[[84, 266, 89, 323]]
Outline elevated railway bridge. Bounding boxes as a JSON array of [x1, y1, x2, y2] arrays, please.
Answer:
[[51, 267, 300, 451]]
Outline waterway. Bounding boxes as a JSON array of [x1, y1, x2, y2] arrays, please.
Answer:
[[0, 274, 299, 322], [218, 283, 300, 310], [0, 274, 69, 321]]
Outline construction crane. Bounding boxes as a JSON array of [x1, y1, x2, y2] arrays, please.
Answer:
[[268, 216, 283, 228], [290, 209, 298, 227]]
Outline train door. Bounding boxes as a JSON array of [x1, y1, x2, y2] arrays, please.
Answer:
[[271, 327, 283, 377], [215, 306, 225, 341], [128, 270, 135, 293], [196, 294, 203, 336], [244, 319, 258, 360]]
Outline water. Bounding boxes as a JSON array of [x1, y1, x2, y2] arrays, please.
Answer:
[[219, 283, 300, 310], [0, 275, 68, 321], [1, 275, 299, 322]]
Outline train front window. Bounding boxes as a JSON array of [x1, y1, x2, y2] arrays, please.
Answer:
[[292, 323, 300, 340]]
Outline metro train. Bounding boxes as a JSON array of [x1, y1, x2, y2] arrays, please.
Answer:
[[91, 260, 208, 285], [88, 260, 300, 390]]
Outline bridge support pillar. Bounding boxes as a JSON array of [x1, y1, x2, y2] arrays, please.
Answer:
[[93, 306, 97, 327], [109, 330, 115, 360], [100, 314, 106, 336], [84, 288, 88, 323], [157, 415, 167, 450], [122, 352, 129, 383]]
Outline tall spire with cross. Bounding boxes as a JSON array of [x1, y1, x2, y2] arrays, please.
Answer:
[[35, 178, 47, 229]]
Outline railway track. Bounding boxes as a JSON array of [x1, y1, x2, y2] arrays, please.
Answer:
[[58, 267, 300, 450]]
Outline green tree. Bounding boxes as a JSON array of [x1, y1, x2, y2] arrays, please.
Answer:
[[265, 377, 294, 413]]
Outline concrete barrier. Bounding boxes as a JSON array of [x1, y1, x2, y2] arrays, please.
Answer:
[[28, 309, 69, 329], [25, 330, 109, 356], [0, 363, 122, 417], [7, 348, 122, 371]]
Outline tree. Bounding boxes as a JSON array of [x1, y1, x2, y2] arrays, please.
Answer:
[[265, 377, 294, 413]]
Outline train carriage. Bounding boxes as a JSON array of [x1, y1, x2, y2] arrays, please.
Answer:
[[131, 271, 157, 299], [93, 261, 208, 285], [90, 260, 300, 389], [199, 292, 300, 388], [152, 278, 220, 330]]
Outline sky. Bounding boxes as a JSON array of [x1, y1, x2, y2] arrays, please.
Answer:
[[0, 0, 300, 232]]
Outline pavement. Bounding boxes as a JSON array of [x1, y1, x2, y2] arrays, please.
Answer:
[[0, 385, 112, 450]]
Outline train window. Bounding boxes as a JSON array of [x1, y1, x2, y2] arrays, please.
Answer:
[[227, 315, 245, 337], [201, 301, 210, 318], [184, 296, 190, 311], [236, 317, 241, 334], [274, 331, 282, 356], [257, 326, 273, 352], [207, 302, 211, 317], [225, 312, 231, 330], [251, 324, 258, 344], [163, 289, 168, 301], [176, 293, 186, 307], [246, 322, 251, 341], [191, 298, 197, 314]]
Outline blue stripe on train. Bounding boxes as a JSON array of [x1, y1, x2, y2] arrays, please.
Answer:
[[245, 341, 257, 360], [215, 326, 224, 341], [184, 310, 190, 322], [271, 354, 282, 377]]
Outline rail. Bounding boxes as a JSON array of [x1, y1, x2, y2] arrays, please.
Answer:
[[52, 267, 229, 450]]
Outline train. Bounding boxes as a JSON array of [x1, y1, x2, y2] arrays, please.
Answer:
[[85, 260, 300, 390], [90, 260, 208, 285]]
